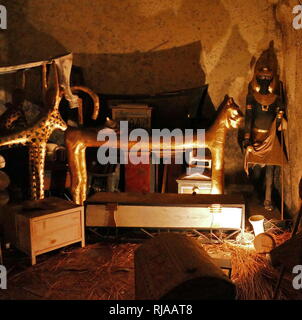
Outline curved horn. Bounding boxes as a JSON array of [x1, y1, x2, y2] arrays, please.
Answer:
[[71, 86, 100, 120]]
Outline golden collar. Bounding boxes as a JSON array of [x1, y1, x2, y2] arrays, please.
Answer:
[[253, 91, 277, 106]]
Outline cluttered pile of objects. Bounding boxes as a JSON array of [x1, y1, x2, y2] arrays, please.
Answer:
[[0, 45, 301, 300]]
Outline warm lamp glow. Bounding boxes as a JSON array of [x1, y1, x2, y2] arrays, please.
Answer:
[[249, 215, 265, 236]]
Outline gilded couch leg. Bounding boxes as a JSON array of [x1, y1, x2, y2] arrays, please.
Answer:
[[78, 146, 87, 205], [211, 152, 224, 195], [66, 141, 87, 205], [29, 144, 46, 200]]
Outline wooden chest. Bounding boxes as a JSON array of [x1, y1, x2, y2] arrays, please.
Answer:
[[85, 192, 245, 231], [177, 178, 212, 194], [15, 197, 85, 265]]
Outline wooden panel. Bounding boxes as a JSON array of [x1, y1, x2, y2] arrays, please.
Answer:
[[32, 213, 81, 252], [177, 180, 212, 195], [86, 205, 115, 227], [86, 204, 243, 229], [117, 206, 242, 229], [179, 185, 212, 194], [33, 226, 81, 253], [34, 239, 83, 256], [86, 192, 245, 206], [32, 211, 81, 236], [111, 105, 152, 130]]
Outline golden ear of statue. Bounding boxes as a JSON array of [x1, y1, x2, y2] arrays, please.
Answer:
[[268, 76, 277, 94]]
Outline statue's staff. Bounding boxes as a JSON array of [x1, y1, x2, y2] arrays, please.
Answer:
[[278, 110, 284, 220], [279, 80, 287, 221]]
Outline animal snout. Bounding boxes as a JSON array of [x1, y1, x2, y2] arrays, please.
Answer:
[[237, 112, 244, 126]]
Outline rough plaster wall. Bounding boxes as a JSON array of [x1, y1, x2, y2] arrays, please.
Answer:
[[0, 11, 9, 111], [276, 0, 302, 215], [3, 0, 282, 186]]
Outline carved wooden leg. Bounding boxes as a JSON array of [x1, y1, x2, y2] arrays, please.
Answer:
[[31, 253, 37, 266]]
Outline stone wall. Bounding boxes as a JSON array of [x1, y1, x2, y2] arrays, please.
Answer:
[[276, 0, 302, 215], [0, 6, 9, 112]]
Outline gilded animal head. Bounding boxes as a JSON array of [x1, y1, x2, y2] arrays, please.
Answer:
[[225, 97, 243, 129]]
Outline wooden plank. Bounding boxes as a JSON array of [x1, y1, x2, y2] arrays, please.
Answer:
[[117, 206, 242, 229], [0, 53, 71, 74], [80, 207, 85, 248], [33, 238, 83, 256], [86, 205, 116, 227], [86, 192, 245, 206], [86, 204, 243, 229], [0, 60, 51, 74], [32, 211, 81, 236], [32, 223, 81, 252], [18, 197, 82, 219]]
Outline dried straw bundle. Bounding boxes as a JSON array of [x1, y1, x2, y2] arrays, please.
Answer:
[[202, 231, 300, 300]]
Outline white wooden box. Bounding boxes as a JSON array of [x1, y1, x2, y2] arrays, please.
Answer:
[[85, 192, 245, 232], [15, 197, 85, 265], [177, 179, 212, 194]]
